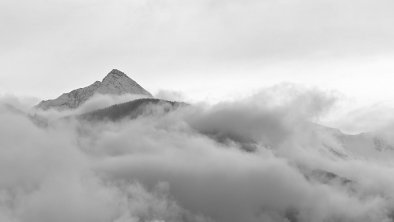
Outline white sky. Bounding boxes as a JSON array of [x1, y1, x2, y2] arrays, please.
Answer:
[[1, 0, 394, 106]]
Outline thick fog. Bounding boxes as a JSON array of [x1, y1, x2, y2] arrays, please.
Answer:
[[1, 86, 394, 222]]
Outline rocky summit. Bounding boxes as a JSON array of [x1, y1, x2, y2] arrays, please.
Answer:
[[35, 69, 152, 110]]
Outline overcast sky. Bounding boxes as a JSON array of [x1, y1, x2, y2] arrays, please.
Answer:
[[1, 0, 394, 104]]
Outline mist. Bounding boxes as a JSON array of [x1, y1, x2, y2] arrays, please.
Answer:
[[1, 85, 394, 222]]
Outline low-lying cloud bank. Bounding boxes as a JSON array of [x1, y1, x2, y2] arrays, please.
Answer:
[[1, 85, 394, 222]]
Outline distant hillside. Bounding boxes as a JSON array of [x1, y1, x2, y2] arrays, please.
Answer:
[[79, 98, 186, 122]]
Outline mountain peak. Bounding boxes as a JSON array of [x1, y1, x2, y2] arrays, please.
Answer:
[[102, 69, 131, 84], [104, 69, 127, 79], [35, 69, 152, 110]]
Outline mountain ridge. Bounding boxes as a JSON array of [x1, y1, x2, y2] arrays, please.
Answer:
[[35, 69, 152, 110], [79, 98, 187, 122]]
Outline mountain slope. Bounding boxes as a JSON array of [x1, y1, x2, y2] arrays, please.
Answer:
[[36, 69, 152, 110], [79, 98, 186, 122]]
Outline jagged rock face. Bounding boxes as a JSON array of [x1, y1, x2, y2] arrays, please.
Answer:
[[36, 69, 152, 110]]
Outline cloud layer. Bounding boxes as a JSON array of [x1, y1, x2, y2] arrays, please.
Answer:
[[1, 86, 394, 222]]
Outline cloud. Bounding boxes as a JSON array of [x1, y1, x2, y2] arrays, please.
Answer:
[[328, 102, 394, 134], [1, 85, 394, 222], [185, 84, 337, 150], [155, 90, 186, 102]]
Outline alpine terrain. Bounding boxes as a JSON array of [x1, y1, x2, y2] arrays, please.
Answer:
[[35, 69, 152, 110]]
